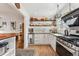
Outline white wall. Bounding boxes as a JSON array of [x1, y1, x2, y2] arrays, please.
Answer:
[[0, 4, 23, 33], [19, 8, 30, 48], [71, 3, 79, 11], [0, 14, 23, 33], [24, 16, 30, 48]]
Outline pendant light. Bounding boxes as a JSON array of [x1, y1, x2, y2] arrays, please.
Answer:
[[55, 4, 61, 18]]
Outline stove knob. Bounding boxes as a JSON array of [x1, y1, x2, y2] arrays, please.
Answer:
[[71, 44, 73, 47]]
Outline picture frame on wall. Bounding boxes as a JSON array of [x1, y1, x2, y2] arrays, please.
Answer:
[[11, 21, 16, 30]]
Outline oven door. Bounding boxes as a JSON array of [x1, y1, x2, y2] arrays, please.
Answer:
[[56, 42, 73, 56]]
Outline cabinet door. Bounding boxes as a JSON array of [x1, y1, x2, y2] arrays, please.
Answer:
[[43, 34, 49, 44], [48, 34, 53, 43], [34, 34, 42, 44], [49, 34, 56, 51], [34, 34, 49, 44]]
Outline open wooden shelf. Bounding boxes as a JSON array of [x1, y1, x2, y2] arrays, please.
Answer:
[[30, 25, 52, 27], [28, 33, 50, 34], [30, 20, 56, 22]]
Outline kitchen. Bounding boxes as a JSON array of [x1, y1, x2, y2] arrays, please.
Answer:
[[0, 3, 79, 56]]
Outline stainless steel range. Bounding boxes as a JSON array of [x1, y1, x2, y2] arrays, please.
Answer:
[[56, 35, 79, 56]]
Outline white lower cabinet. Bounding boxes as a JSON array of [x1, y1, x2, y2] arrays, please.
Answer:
[[0, 37, 16, 56], [34, 34, 49, 44], [49, 34, 56, 51], [34, 33, 56, 51]]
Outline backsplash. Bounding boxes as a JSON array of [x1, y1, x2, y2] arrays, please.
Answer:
[[56, 18, 69, 35], [56, 18, 79, 35]]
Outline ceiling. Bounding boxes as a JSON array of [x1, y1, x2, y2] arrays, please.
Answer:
[[0, 3, 21, 16], [0, 3, 67, 18], [20, 3, 66, 18]]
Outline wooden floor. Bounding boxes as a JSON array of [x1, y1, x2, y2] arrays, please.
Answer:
[[29, 44, 56, 56]]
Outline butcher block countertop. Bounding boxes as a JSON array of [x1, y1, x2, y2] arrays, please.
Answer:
[[0, 33, 16, 40]]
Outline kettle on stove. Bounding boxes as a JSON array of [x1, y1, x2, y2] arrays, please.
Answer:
[[64, 29, 69, 36]]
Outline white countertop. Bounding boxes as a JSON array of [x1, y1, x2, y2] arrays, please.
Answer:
[[50, 32, 64, 37], [53, 33, 64, 36]]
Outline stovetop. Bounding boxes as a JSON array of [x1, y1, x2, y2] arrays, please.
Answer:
[[57, 35, 79, 47]]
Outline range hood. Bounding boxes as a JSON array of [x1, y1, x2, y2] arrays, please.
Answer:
[[61, 8, 79, 27], [66, 17, 79, 27]]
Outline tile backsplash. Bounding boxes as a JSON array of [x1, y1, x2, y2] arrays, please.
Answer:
[[56, 18, 79, 35], [56, 18, 69, 35]]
